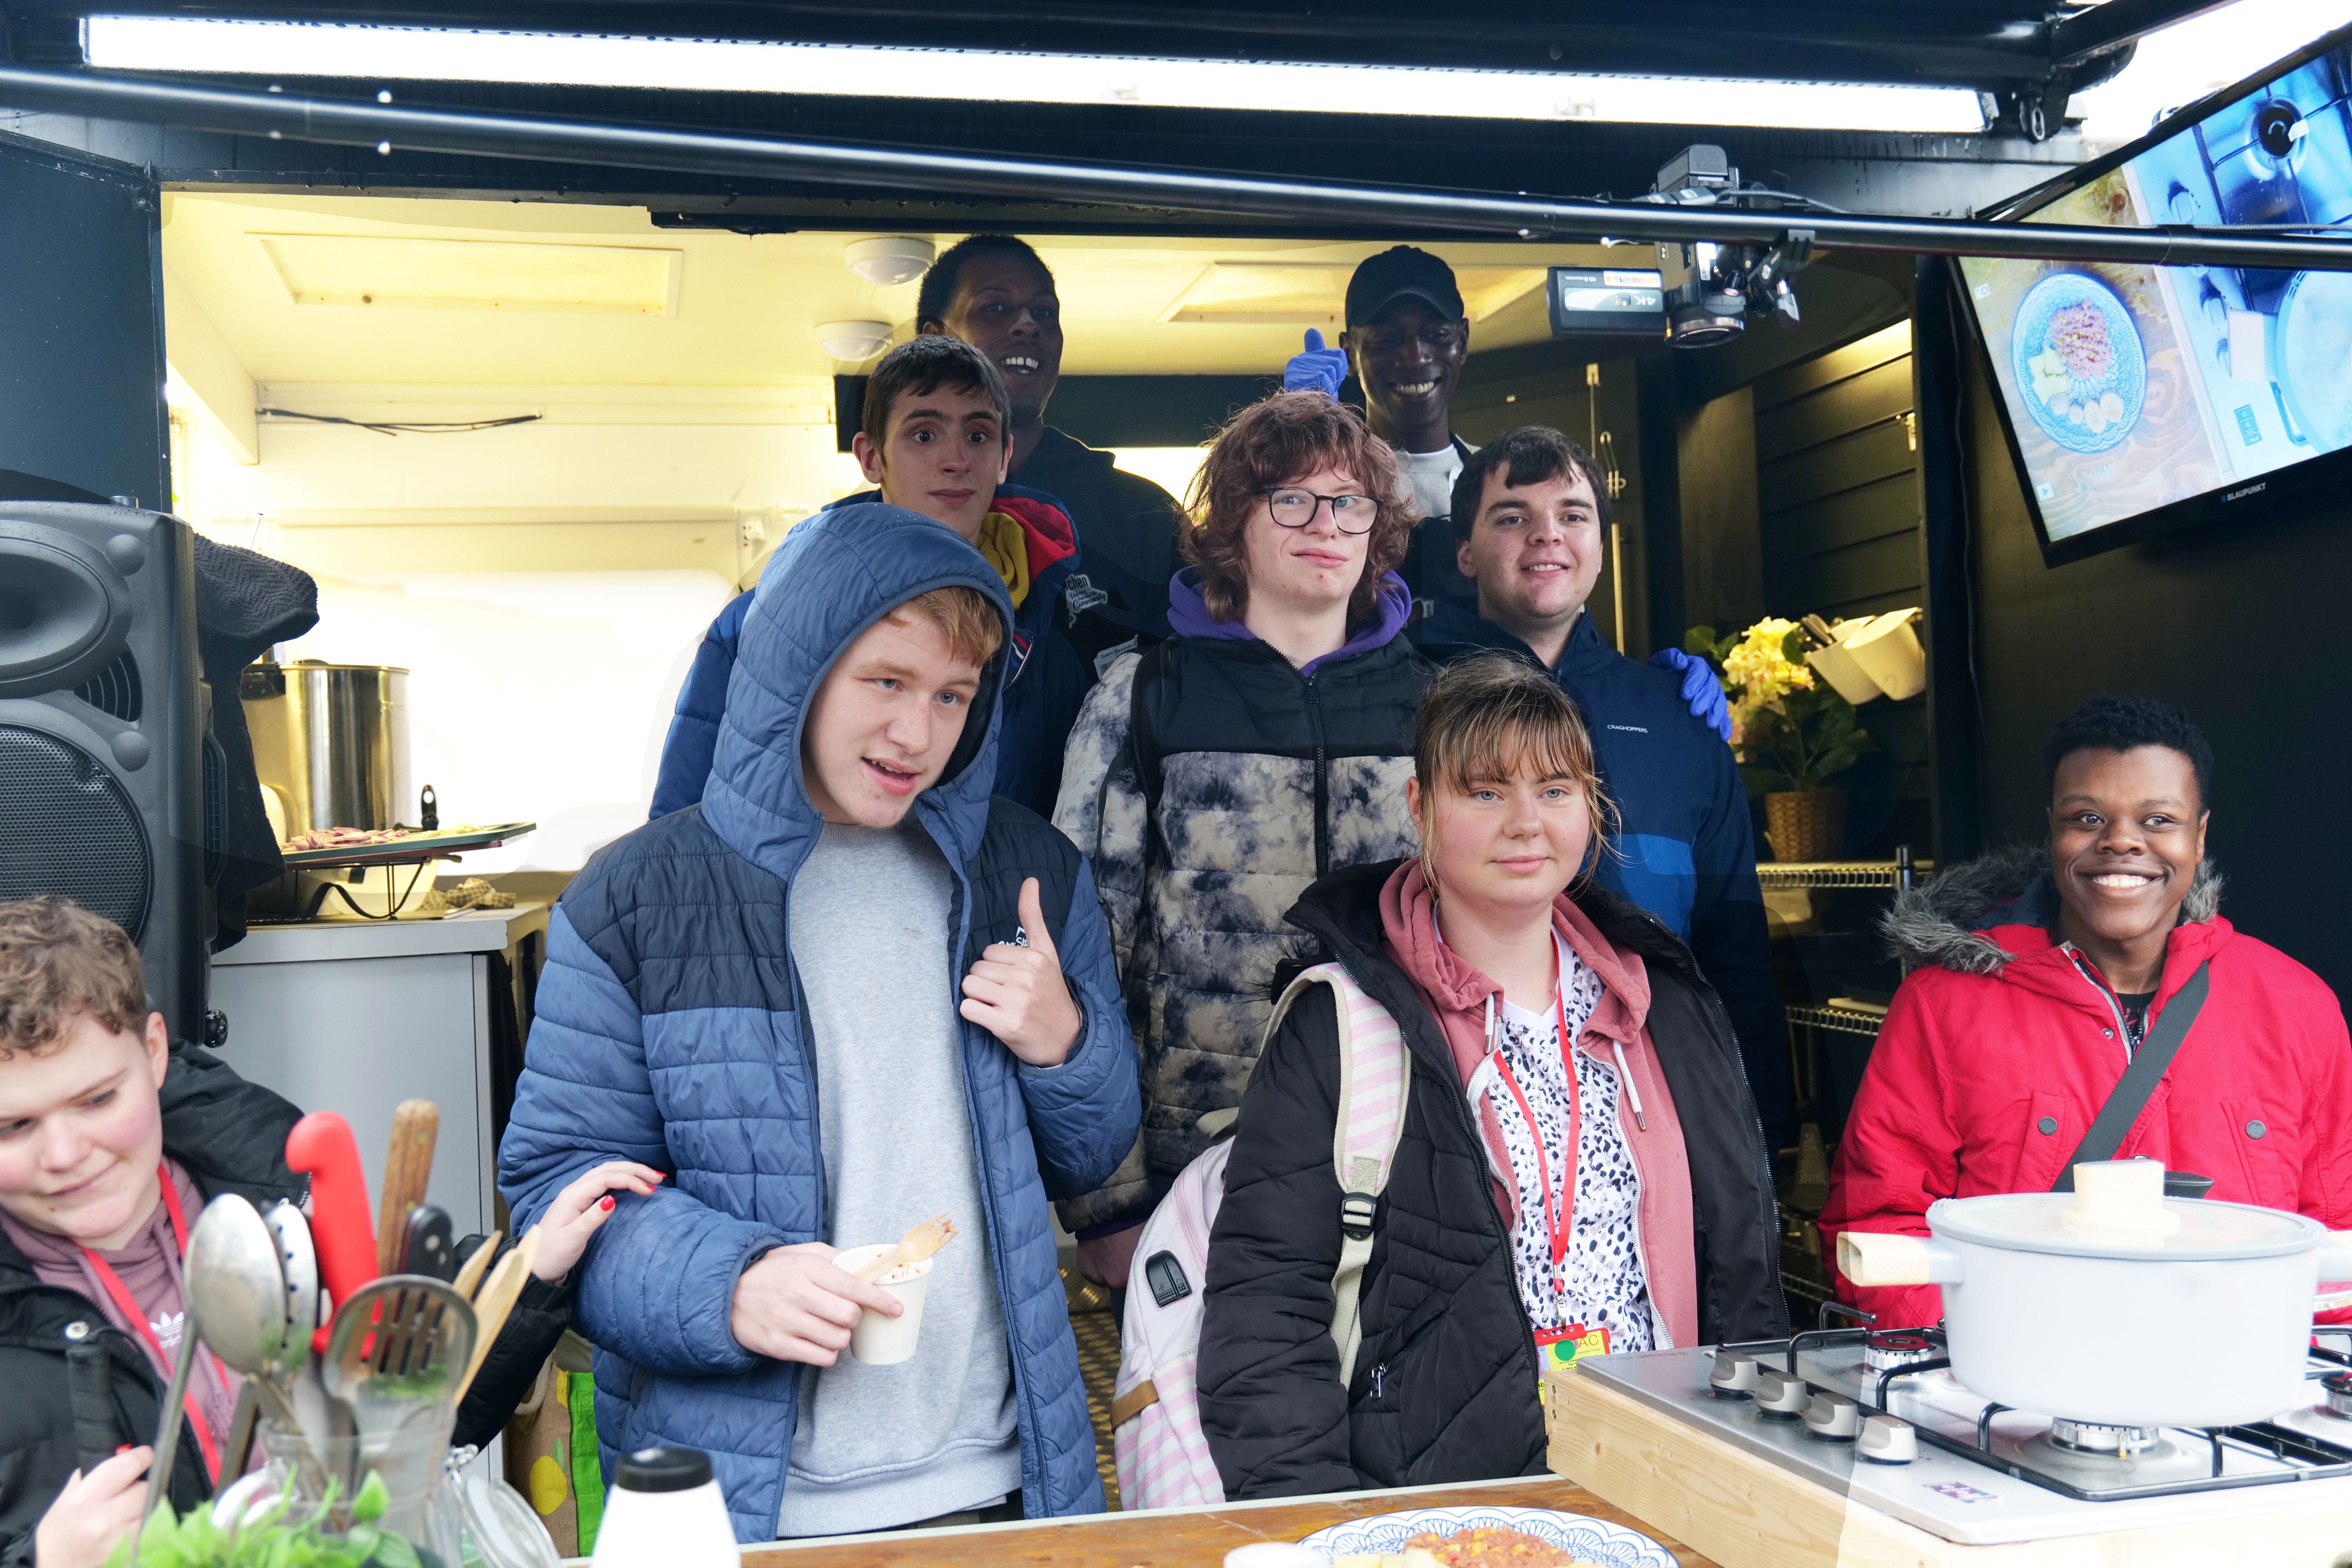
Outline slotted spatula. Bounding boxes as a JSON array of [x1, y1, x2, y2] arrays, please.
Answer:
[[323, 1276, 477, 1469]]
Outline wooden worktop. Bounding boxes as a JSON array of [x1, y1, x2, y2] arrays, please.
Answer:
[[739, 1473, 1714, 1566]]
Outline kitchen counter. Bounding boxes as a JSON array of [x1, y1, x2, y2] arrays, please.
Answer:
[[734, 1475, 1716, 1566], [209, 903, 548, 1234]]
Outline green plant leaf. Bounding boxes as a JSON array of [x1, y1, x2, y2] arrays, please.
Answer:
[[368, 1532, 421, 1568], [352, 1472, 388, 1527]]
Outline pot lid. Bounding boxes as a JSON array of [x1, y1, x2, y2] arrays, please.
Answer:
[[1929, 1192, 2320, 1261]]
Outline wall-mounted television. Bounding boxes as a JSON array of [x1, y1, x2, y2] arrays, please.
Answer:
[[1958, 26, 2352, 564]]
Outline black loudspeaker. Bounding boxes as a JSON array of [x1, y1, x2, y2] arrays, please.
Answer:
[[0, 502, 212, 1042]]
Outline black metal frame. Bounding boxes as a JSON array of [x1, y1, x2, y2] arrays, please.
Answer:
[[3, 65, 2352, 273]]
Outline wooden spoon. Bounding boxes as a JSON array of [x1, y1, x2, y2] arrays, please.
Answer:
[[855, 1214, 957, 1282], [455, 1226, 541, 1405], [452, 1228, 503, 1300]]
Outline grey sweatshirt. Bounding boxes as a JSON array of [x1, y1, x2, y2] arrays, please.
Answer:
[[773, 819, 1020, 1537]]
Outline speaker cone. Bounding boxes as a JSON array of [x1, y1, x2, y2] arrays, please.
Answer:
[[0, 529, 130, 697]]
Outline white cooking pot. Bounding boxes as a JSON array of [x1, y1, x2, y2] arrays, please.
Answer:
[[1840, 1160, 2352, 1429]]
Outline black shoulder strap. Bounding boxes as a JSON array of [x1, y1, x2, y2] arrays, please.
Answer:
[[2051, 960, 2211, 1192], [1125, 637, 1171, 829]]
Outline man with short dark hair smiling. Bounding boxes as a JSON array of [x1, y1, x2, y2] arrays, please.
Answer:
[[1412, 426, 1791, 1154], [918, 234, 1180, 646], [1824, 695, 2352, 1330]]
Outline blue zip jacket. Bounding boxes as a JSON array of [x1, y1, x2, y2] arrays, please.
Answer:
[[1412, 605, 1795, 1145], [499, 504, 1140, 1541], [649, 483, 1090, 820]]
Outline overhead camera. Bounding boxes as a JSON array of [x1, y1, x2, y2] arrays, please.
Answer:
[[1648, 145, 1815, 348]]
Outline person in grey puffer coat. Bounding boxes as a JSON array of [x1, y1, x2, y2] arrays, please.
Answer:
[[1052, 393, 1433, 1285]]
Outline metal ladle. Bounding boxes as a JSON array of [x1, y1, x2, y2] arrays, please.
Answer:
[[183, 1195, 335, 1489], [140, 1195, 283, 1553]]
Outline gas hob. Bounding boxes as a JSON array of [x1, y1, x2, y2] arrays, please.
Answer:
[[1580, 1330, 2352, 1546]]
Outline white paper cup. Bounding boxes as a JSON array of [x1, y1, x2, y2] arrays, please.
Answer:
[[832, 1243, 933, 1364]]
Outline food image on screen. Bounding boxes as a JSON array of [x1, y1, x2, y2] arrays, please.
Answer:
[[1957, 39, 2352, 554]]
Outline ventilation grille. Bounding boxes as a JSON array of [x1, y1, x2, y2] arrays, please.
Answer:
[[72, 650, 142, 722], [0, 725, 152, 941]]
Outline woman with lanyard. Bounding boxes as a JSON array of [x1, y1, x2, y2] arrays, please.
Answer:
[[1196, 654, 1784, 1498]]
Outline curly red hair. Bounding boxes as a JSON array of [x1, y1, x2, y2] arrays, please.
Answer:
[[1180, 392, 1416, 626]]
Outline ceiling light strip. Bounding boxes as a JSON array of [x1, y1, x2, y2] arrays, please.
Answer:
[[82, 16, 1986, 133]]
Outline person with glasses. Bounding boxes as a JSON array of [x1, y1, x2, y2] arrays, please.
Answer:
[[1051, 392, 1432, 1290]]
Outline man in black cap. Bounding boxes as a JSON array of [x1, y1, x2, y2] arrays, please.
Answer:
[[1288, 245, 1479, 616], [920, 234, 1179, 652]]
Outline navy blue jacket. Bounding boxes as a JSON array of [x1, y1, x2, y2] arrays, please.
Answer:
[[500, 505, 1141, 1541], [1413, 606, 1794, 1145], [649, 483, 1091, 820]]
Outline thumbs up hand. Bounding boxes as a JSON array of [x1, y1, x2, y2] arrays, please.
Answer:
[[960, 877, 1083, 1067], [1283, 327, 1350, 398]]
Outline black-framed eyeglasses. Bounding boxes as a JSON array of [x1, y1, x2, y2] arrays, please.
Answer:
[[1259, 488, 1377, 535]]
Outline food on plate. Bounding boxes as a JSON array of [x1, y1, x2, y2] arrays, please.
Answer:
[[282, 825, 414, 851], [1405, 1526, 1600, 1566], [1332, 1526, 1599, 1568], [2026, 347, 2074, 409], [2046, 300, 2114, 380]]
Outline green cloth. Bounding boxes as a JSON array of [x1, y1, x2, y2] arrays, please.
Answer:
[[568, 1368, 605, 1555]]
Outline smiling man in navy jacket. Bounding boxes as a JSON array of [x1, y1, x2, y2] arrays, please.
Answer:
[[1411, 425, 1795, 1154]]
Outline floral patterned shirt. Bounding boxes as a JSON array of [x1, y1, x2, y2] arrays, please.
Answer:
[[1484, 939, 1653, 1350]]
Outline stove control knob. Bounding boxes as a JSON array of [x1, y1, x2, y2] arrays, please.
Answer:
[[1803, 1392, 1861, 1441], [1862, 1331, 1942, 1373], [1753, 1367, 1812, 1417], [1858, 1414, 1919, 1465], [1709, 1350, 1760, 1396], [2324, 1372, 2352, 1419]]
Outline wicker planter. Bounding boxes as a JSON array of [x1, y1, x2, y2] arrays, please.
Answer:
[[1764, 789, 1846, 862]]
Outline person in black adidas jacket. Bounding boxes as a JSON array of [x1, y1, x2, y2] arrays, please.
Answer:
[[1051, 393, 1435, 1289]]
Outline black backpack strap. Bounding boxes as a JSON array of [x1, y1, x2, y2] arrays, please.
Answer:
[[1125, 637, 1171, 849], [2051, 960, 2211, 1192]]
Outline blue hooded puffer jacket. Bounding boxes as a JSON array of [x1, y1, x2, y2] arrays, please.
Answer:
[[498, 504, 1141, 1541]]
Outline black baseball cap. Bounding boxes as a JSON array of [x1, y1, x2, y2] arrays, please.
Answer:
[[1345, 246, 1466, 327]]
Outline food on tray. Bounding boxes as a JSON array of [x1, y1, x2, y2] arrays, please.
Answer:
[[1402, 1525, 1599, 1566], [282, 825, 414, 851], [1331, 1552, 1441, 1568], [2045, 300, 2114, 380]]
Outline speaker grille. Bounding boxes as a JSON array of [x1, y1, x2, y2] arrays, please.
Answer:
[[72, 650, 142, 722], [0, 724, 152, 940]]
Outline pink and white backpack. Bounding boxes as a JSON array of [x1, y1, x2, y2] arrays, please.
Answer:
[[1109, 962, 1413, 1509]]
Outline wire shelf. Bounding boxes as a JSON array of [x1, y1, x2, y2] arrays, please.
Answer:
[[1784, 1004, 1887, 1037], [1757, 858, 1933, 891]]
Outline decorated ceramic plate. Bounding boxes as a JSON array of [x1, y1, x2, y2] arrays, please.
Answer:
[[2009, 270, 2145, 454], [1298, 1506, 1679, 1567]]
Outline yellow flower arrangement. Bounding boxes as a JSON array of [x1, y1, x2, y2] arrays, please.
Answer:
[[1686, 617, 1872, 794]]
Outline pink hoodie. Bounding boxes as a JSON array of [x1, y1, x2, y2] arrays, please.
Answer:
[[1377, 860, 1701, 1348]]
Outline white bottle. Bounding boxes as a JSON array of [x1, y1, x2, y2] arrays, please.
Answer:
[[588, 1446, 737, 1568]]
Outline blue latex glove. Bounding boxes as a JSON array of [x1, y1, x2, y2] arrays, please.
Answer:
[[1651, 648, 1734, 742], [1283, 328, 1350, 398]]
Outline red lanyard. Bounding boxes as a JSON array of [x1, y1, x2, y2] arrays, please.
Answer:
[[80, 1164, 220, 1482], [1488, 963, 1584, 1289]]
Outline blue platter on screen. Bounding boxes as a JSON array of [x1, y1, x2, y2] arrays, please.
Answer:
[[2011, 271, 2146, 456]]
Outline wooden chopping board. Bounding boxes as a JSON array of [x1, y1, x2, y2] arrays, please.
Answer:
[[735, 1473, 1717, 1566], [1544, 1366, 2352, 1568]]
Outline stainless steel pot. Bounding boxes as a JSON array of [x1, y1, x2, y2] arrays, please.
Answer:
[[1840, 1160, 2352, 1429], [240, 661, 413, 833]]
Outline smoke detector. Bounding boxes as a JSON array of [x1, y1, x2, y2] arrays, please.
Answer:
[[845, 237, 935, 287], [817, 320, 892, 361]]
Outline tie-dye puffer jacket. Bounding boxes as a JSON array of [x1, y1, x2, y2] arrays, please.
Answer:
[[1051, 567, 1430, 1231]]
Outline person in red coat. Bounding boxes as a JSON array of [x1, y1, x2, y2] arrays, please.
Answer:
[[1822, 695, 2352, 1330]]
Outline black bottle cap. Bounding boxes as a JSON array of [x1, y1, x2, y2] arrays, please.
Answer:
[[615, 1445, 712, 1493]]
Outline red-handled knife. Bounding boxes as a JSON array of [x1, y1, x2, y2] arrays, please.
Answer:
[[285, 1111, 377, 1352]]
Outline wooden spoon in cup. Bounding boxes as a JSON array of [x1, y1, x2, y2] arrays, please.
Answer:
[[855, 1215, 957, 1282]]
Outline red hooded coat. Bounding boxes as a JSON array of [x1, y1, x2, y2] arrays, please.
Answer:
[[1821, 851, 2352, 1329]]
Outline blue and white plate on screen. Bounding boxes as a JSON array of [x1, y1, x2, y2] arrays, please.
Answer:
[[2010, 270, 2145, 454], [1298, 1506, 1678, 1566]]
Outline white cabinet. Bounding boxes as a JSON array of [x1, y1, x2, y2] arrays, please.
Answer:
[[209, 904, 547, 1235]]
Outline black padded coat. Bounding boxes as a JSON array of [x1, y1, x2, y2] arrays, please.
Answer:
[[1196, 861, 1786, 1498]]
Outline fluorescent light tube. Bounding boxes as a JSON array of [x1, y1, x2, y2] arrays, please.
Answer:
[[83, 16, 1987, 133]]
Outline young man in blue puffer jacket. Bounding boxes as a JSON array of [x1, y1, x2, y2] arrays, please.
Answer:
[[499, 504, 1140, 1542]]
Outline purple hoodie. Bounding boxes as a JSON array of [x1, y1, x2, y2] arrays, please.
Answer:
[[1166, 567, 1415, 677]]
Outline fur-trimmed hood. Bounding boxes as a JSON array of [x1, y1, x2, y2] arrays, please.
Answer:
[[1882, 844, 2224, 975]]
